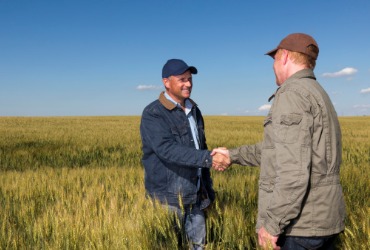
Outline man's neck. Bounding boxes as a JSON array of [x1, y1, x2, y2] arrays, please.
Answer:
[[164, 91, 186, 109], [287, 64, 308, 80]]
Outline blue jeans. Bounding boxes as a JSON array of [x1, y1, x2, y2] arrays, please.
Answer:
[[277, 234, 338, 250], [167, 204, 206, 250]]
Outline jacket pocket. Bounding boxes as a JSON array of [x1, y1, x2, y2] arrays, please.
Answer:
[[167, 167, 197, 195], [259, 179, 274, 193], [276, 113, 303, 143], [171, 125, 189, 144]]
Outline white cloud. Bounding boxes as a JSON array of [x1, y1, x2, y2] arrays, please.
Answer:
[[322, 67, 358, 78], [258, 104, 271, 111], [353, 104, 370, 109], [136, 85, 162, 91], [360, 88, 370, 94]]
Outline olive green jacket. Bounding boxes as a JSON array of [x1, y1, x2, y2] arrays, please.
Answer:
[[229, 69, 346, 237]]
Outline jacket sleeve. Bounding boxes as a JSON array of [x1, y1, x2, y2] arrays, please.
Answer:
[[140, 106, 213, 169], [263, 89, 313, 235], [229, 143, 262, 166]]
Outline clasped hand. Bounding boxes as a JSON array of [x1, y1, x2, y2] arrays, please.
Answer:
[[211, 147, 231, 171]]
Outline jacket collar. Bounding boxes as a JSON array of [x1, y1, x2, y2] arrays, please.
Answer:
[[268, 69, 316, 102], [158, 91, 197, 110], [285, 69, 316, 84]]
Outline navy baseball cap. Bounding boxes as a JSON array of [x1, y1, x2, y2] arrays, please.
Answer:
[[162, 59, 198, 78]]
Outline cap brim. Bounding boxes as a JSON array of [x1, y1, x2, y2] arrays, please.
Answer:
[[265, 48, 278, 58], [172, 66, 197, 76], [188, 66, 197, 74]]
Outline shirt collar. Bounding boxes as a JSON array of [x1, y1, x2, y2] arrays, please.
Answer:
[[164, 92, 193, 115]]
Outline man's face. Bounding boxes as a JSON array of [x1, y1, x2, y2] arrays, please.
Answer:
[[163, 70, 193, 104]]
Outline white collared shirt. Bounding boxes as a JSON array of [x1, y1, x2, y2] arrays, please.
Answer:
[[164, 92, 202, 190], [164, 92, 200, 149]]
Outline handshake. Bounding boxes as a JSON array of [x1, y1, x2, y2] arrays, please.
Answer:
[[211, 147, 231, 171]]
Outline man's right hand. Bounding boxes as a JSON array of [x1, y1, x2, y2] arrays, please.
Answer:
[[211, 147, 231, 171]]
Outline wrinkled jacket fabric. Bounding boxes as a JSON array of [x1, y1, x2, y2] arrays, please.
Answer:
[[229, 69, 345, 237], [140, 92, 215, 207]]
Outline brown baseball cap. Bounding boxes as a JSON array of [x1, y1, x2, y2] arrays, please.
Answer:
[[265, 33, 319, 60]]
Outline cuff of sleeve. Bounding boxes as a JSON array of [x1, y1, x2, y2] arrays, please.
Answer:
[[203, 151, 212, 168], [263, 218, 282, 236], [229, 148, 239, 163]]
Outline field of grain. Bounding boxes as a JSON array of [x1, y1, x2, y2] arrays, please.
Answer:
[[0, 116, 369, 249]]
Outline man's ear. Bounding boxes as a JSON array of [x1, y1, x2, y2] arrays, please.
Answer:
[[281, 49, 289, 65], [162, 78, 169, 89]]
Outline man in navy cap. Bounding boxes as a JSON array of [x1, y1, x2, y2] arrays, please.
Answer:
[[140, 59, 216, 249]]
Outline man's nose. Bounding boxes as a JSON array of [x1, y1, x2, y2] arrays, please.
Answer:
[[185, 80, 192, 87]]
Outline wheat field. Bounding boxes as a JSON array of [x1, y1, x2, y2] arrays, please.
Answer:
[[0, 116, 369, 249]]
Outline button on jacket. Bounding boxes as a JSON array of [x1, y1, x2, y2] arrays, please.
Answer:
[[140, 92, 215, 207], [229, 69, 346, 237]]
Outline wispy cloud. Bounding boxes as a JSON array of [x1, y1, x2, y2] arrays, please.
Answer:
[[353, 104, 370, 109], [258, 104, 271, 111], [360, 88, 370, 94], [136, 85, 162, 91], [322, 67, 358, 78]]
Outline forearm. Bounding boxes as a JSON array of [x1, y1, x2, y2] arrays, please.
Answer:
[[229, 142, 262, 166]]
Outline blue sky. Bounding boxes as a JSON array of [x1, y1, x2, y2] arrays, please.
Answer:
[[1, 0, 369, 116]]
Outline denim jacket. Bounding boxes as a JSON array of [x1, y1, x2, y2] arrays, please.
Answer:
[[140, 92, 215, 207]]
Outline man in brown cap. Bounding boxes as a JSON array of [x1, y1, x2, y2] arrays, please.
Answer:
[[212, 33, 346, 249]]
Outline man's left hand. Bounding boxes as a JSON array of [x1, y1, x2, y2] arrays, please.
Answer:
[[258, 227, 280, 250]]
